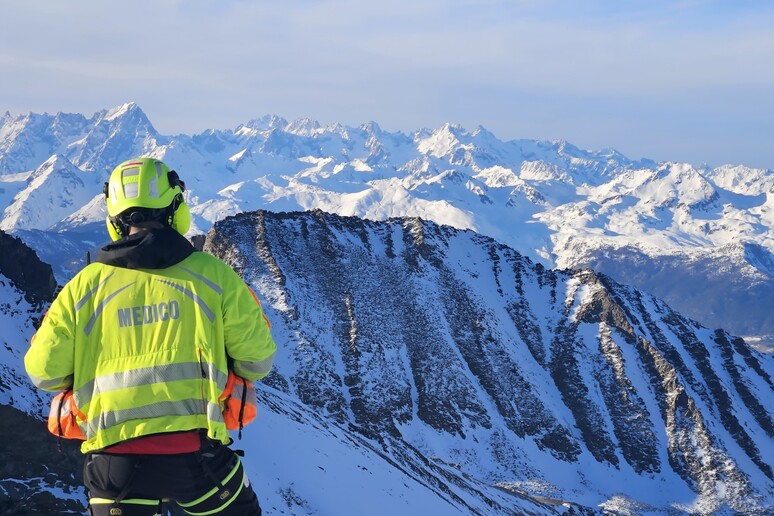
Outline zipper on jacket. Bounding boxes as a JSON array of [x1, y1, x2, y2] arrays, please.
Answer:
[[197, 348, 207, 418], [198, 348, 206, 378]]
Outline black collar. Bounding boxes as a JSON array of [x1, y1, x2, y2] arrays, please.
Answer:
[[96, 226, 195, 269]]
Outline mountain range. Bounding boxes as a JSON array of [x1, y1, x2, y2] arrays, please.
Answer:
[[1, 102, 772, 343], [1, 210, 772, 514], [0, 103, 773, 514]]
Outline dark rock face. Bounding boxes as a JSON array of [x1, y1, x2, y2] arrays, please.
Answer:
[[0, 231, 86, 513], [0, 405, 85, 515], [205, 209, 773, 511], [0, 229, 57, 305], [573, 276, 659, 473]]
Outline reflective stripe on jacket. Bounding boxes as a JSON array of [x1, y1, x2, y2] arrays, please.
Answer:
[[24, 251, 277, 453]]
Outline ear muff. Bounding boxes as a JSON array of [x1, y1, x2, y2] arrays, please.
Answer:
[[163, 173, 189, 236], [105, 216, 124, 241], [165, 191, 190, 236], [170, 200, 191, 236]]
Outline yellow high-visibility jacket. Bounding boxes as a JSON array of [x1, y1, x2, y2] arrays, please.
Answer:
[[25, 243, 276, 453]]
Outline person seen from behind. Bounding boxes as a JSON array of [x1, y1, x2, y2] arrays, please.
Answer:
[[24, 157, 277, 515]]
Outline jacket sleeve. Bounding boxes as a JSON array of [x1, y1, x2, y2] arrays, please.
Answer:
[[24, 286, 76, 392], [222, 268, 277, 382]]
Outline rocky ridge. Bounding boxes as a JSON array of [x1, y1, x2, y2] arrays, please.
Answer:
[[203, 210, 774, 513]]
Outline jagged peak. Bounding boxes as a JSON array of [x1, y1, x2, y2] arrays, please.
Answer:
[[360, 120, 383, 135], [0, 110, 50, 130], [325, 122, 350, 140], [435, 122, 469, 140], [416, 123, 471, 158], [440, 121, 465, 132], [545, 138, 638, 168], [240, 114, 289, 134], [103, 101, 140, 121], [34, 153, 80, 174], [91, 101, 156, 132], [286, 117, 322, 136], [471, 125, 497, 140]]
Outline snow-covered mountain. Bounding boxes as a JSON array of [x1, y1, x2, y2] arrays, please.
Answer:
[[2, 212, 772, 514], [0, 154, 100, 232], [1, 103, 771, 343], [209, 210, 773, 514], [0, 227, 562, 515]]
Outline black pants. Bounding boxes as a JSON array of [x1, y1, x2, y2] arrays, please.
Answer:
[[83, 439, 261, 515]]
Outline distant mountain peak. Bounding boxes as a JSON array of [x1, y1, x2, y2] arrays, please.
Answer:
[[91, 101, 156, 134], [104, 101, 139, 121], [286, 117, 322, 136], [239, 114, 289, 135], [417, 123, 469, 158], [359, 120, 383, 135]]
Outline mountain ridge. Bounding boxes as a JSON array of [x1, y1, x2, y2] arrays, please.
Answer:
[[204, 209, 773, 513], [0, 210, 772, 513], [0, 102, 771, 342]]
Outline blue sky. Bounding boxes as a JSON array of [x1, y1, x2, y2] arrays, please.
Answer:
[[2, 0, 774, 168]]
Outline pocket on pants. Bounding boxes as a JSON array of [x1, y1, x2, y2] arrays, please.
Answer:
[[84, 453, 141, 496]]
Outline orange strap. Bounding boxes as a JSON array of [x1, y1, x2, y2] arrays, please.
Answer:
[[219, 371, 258, 438], [47, 389, 86, 440]]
